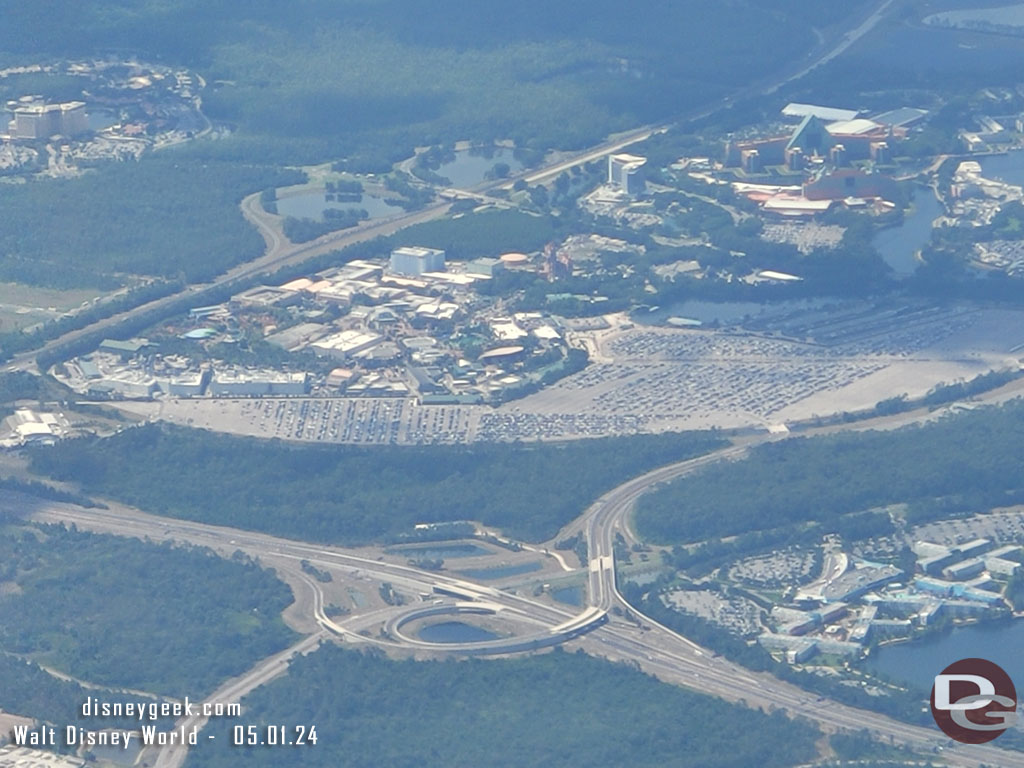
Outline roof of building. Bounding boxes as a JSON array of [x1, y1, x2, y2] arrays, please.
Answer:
[[871, 107, 928, 128], [280, 277, 314, 292], [610, 153, 647, 167], [762, 196, 833, 213], [99, 337, 150, 353], [391, 245, 445, 258], [782, 103, 859, 122], [182, 328, 217, 339], [826, 118, 885, 136], [787, 114, 832, 152], [479, 345, 525, 360]]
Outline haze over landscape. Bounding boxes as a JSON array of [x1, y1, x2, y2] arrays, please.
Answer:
[[6, 2, 1024, 767]]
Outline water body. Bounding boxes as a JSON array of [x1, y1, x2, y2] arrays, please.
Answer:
[[864, 618, 1024, 692], [870, 154, 1024, 276], [927, 5, 1024, 31], [87, 110, 118, 132], [435, 147, 523, 189], [978, 150, 1024, 187], [386, 543, 490, 559], [552, 585, 583, 606], [459, 561, 542, 580], [872, 189, 942, 276], [275, 190, 402, 222], [87, 742, 141, 766], [417, 621, 500, 644]]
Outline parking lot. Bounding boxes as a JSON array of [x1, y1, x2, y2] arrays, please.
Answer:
[[912, 509, 1024, 548], [727, 547, 819, 589], [662, 588, 763, 636], [131, 304, 1024, 443], [152, 397, 483, 445]]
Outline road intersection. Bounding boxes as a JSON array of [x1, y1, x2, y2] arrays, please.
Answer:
[[22, 433, 1024, 767]]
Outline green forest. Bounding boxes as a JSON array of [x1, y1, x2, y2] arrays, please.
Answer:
[[0, 653, 103, 730], [0, 2, 859, 167], [0, 524, 297, 697], [185, 645, 819, 768], [636, 400, 1024, 545], [29, 424, 724, 544], [0, 157, 303, 288]]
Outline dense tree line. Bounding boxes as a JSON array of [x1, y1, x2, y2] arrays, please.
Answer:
[[0, 157, 303, 288], [0, 476, 101, 509], [186, 644, 818, 768], [0, 371, 44, 403], [282, 210, 367, 243], [873, 368, 1019, 417], [0, 279, 183, 363], [0, 524, 296, 698], [0, 653, 159, 741], [32, 272, 257, 370], [30, 424, 724, 544], [637, 400, 1024, 544], [0, 3, 855, 168], [0, 654, 113, 733]]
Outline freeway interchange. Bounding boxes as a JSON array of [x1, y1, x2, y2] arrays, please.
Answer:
[[21, 436, 1024, 768], [11, 1, 1017, 762]]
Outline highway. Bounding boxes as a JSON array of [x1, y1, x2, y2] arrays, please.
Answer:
[[1, 195, 455, 375], [22, 501, 595, 656], [571, 446, 1024, 767], [762, 0, 895, 95], [21, 0, 1005, 761], [22, 446, 1024, 768], [3, 0, 897, 377], [144, 631, 326, 768]]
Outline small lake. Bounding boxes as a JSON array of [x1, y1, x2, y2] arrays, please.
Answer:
[[275, 190, 402, 222], [418, 621, 499, 644], [872, 188, 942, 276], [552, 585, 583, 606], [435, 147, 524, 189], [86, 741, 141, 766], [979, 150, 1024, 187], [459, 561, 542, 580], [88, 110, 119, 132], [386, 543, 490, 559], [864, 618, 1024, 692]]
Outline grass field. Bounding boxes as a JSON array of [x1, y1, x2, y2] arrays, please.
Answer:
[[0, 283, 101, 333]]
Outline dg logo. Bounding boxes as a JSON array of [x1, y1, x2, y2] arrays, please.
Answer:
[[931, 658, 1018, 744]]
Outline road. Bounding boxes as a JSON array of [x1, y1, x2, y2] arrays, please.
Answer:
[[5, 0, 897, 377], [2, 196, 454, 375], [143, 632, 326, 768], [22, 445, 1024, 768], [763, 0, 895, 94], [572, 445, 1024, 767]]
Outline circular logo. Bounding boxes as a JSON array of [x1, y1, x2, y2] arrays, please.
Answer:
[[931, 658, 1017, 744]]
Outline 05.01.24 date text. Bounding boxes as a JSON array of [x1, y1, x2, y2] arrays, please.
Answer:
[[232, 724, 318, 747]]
